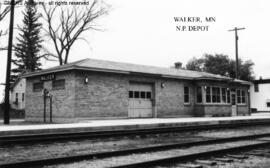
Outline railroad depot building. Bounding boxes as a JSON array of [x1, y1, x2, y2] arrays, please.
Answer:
[[23, 58, 251, 123]]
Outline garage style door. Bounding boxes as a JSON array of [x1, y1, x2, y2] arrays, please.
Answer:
[[128, 83, 153, 118]]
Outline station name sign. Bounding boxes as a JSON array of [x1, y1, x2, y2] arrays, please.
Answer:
[[40, 74, 56, 81]]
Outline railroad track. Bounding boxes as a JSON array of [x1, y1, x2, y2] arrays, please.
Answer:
[[1, 133, 270, 168], [1, 120, 270, 145], [111, 142, 270, 168]]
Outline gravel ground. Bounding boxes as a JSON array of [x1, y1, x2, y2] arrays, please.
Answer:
[[1, 125, 270, 164], [44, 140, 264, 168], [163, 147, 270, 168]]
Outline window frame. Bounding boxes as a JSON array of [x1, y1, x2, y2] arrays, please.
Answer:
[[15, 93, 19, 103], [227, 89, 231, 104], [33, 82, 44, 92], [205, 86, 211, 103], [196, 86, 203, 103], [52, 79, 65, 90], [129, 91, 134, 98], [146, 91, 152, 99], [204, 86, 231, 105], [236, 89, 246, 105], [221, 88, 226, 103], [267, 102, 270, 108], [254, 83, 259, 92], [211, 87, 221, 103], [184, 86, 190, 104]]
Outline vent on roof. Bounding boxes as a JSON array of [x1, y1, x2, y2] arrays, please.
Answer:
[[174, 62, 183, 69]]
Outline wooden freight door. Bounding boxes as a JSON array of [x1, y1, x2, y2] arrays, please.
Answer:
[[128, 83, 153, 118]]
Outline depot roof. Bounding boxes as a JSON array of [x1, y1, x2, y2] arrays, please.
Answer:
[[23, 58, 251, 85]]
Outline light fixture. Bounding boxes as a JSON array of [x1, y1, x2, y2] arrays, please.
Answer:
[[84, 77, 89, 84], [161, 82, 165, 88]]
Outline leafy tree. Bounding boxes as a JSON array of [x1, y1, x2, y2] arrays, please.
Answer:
[[11, 0, 43, 82], [185, 57, 205, 72], [228, 59, 255, 81], [185, 53, 255, 81]]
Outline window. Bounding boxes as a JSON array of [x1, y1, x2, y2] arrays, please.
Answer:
[[254, 84, 259, 92], [146, 92, 151, 99], [134, 91, 140, 98], [52, 79, 65, 90], [130, 91, 151, 99], [241, 90, 246, 104], [212, 87, 220, 103], [22, 93, 24, 102], [129, 91, 133, 98], [184, 86, 190, 103], [205, 86, 231, 104], [206, 86, 211, 103], [217, 88, 221, 103], [141, 91, 146, 99], [15, 93, 18, 104], [196, 86, 202, 103], [237, 89, 246, 104], [227, 90, 231, 103], [221, 88, 226, 103], [33, 82, 43, 92], [237, 90, 241, 104]]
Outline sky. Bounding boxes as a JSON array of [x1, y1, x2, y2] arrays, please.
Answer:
[[1, 0, 270, 100]]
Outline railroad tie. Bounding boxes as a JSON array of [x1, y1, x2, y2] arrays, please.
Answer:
[[226, 154, 248, 159], [256, 137, 270, 141], [177, 163, 203, 168], [214, 157, 234, 162], [195, 160, 217, 166], [247, 152, 270, 157]]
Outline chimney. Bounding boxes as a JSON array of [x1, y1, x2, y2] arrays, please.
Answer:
[[174, 62, 182, 69]]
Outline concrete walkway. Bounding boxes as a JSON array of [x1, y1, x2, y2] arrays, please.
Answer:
[[1, 115, 270, 136]]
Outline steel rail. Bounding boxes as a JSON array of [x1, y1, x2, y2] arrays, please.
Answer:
[[1, 132, 270, 168], [1, 120, 270, 145], [111, 141, 270, 168]]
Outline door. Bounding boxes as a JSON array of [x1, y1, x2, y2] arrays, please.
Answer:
[[231, 92, 237, 116], [128, 83, 153, 118]]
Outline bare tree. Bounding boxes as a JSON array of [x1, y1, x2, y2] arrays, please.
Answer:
[[0, 3, 11, 38], [42, 0, 109, 65], [0, 3, 11, 21], [0, 0, 22, 49]]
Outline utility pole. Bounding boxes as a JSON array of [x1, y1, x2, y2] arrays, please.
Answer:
[[228, 27, 245, 79], [4, 0, 15, 125]]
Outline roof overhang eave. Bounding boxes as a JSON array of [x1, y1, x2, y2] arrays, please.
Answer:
[[22, 66, 131, 78], [161, 75, 194, 80]]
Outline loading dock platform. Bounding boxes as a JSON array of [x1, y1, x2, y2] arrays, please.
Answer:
[[1, 115, 270, 136]]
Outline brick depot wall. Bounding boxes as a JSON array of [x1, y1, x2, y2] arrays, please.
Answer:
[[74, 71, 129, 119], [237, 105, 249, 115], [204, 105, 232, 117], [74, 71, 195, 119], [194, 105, 205, 116], [25, 71, 76, 122], [155, 79, 195, 117]]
